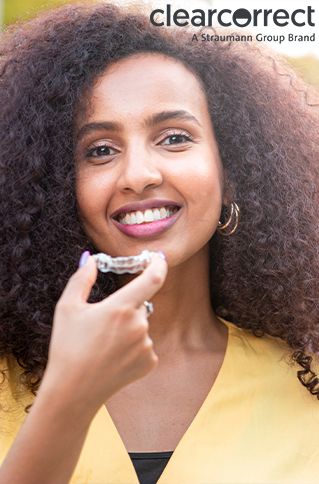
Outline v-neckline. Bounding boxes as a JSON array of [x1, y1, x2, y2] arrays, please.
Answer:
[[97, 318, 234, 483]]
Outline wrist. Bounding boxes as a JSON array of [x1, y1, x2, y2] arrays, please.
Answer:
[[35, 373, 100, 432]]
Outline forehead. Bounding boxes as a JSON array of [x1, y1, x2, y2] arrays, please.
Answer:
[[87, 54, 209, 122]]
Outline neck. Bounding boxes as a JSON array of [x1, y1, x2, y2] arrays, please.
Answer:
[[118, 245, 227, 355]]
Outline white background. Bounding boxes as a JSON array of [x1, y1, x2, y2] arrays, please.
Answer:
[[121, 0, 319, 58]]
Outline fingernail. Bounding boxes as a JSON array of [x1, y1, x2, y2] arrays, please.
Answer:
[[79, 251, 90, 268], [158, 251, 166, 260]]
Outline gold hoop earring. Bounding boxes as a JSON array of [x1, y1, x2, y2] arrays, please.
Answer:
[[217, 202, 239, 236]]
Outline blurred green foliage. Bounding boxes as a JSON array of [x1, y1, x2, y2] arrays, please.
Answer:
[[286, 55, 319, 89], [2, 0, 319, 90], [2, 0, 68, 24]]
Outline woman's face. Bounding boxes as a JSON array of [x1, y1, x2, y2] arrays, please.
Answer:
[[76, 54, 224, 267]]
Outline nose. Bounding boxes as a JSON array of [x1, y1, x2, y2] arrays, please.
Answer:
[[116, 146, 163, 194]]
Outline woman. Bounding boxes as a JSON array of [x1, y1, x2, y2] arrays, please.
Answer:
[[1, 2, 319, 483]]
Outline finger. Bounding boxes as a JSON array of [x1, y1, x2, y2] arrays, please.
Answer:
[[59, 254, 98, 305], [109, 253, 168, 308]]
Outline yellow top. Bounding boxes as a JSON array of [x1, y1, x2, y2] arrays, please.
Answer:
[[1, 319, 319, 484]]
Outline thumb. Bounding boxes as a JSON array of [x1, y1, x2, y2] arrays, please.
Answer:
[[60, 252, 98, 305], [109, 252, 168, 308]]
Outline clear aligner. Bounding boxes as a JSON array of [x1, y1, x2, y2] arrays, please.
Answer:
[[92, 250, 155, 275]]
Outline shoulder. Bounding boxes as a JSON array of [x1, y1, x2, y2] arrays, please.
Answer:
[[0, 357, 33, 465], [0, 357, 33, 463], [0, 356, 34, 413], [219, 317, 319, 407], [221, 316, 308, 364]]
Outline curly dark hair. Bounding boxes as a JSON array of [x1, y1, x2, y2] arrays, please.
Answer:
[[1, 1, 319, 401]]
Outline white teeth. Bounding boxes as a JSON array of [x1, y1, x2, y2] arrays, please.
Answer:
[[153, 208, 160, 221], [144, 209, 154, 222], [160, 207, 167, 219], [136, 211, 144, 224], [118, 205, 179, 225]]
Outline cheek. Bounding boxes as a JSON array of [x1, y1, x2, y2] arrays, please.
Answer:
[[178, 158, 223, 210], [184, 163, 223, 240], [76, 168, 112, 216], [76, 175, 94, 220]]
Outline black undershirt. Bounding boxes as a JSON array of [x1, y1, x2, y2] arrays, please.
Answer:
[[129, 451, 174, 484]]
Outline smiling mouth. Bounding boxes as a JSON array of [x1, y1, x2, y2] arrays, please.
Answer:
[[117, 205, 180, 225]]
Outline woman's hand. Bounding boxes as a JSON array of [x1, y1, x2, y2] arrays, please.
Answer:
[[42, 251, 167, 414], [0, 252, 167, 484]]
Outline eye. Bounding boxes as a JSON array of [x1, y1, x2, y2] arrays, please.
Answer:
[[86, 145, 117, 158], [161, 134, 192, 145], [159, 130, 194, 148]]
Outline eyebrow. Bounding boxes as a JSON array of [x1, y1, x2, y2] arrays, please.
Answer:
[[76, 121, 120, 141], [76, 110, 201, 141], [145, 110, 202, 128]]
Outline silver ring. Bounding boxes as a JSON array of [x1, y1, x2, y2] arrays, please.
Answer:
[[143, 301, 154, 317]]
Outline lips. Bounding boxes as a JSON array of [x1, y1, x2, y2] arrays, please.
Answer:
[[111, 199, 182, 238]]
